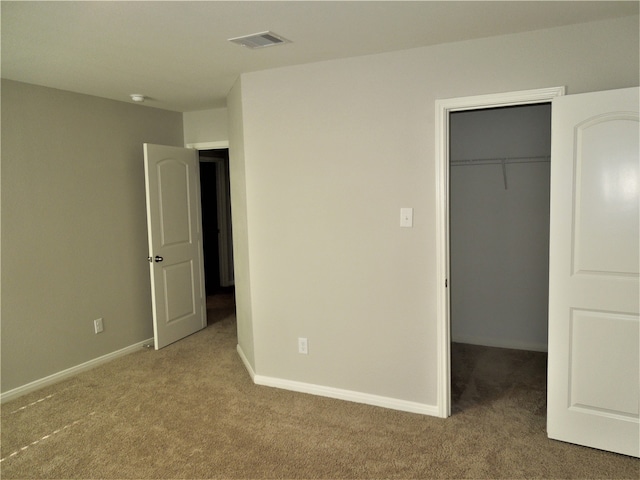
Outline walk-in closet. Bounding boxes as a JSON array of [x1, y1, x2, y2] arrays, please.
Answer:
[[449, 104, 551, 412]]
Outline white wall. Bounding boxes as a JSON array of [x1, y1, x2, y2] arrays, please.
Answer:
[[450, 104, 551, 351], [227, 80, 256, 370], [183, 108, 228, 146], [231, 16, 638, 411]]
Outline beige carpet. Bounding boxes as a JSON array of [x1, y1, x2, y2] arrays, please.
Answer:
[[1, 305, 638, 479]]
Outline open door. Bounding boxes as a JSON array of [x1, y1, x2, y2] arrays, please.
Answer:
[[143, 144, 207, 349], [547, 87, 639, 457]]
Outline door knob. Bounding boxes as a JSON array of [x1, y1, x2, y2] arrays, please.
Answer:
[[154, 256, 164, 263]]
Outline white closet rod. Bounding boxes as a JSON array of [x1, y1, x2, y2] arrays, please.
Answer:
[[450, 155, 550, 190], [450, 155, 550, 166]]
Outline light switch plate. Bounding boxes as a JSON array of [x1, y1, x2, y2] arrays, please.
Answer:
[[400, 208, 413, 227], [94, 318, 104, 334]]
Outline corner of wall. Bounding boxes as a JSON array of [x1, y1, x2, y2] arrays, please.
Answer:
[[227, 78, 256, 373]]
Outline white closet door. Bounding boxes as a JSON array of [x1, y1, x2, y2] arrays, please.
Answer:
[[547, 87, 639, 457]]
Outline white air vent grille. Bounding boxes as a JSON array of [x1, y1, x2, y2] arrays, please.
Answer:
[[228, 31, 291, 49]]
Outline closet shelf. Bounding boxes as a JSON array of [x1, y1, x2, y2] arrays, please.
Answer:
[[450, 155, 550, 190], [450, 155, 550, 166]]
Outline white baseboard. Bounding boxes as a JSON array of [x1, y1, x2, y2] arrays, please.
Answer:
[[452, 334, 548, 352], [0, 338, 154, 404], [235, 344, 438, 416], [236, 344, 256, 381], [240, 370, 439, 417]]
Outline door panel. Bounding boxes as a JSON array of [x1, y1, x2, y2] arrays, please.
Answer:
[[144, 144, 206, 349], [573, 115, 639, 275], [158, 160, 192, 246], [163, 261, 196, 322], [570, 309, 638, 417], [547, 87, 639, 457]]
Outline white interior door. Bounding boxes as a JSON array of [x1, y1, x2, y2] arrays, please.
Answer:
[[144, 143, 207, 349], [547, 87, 639, 457]]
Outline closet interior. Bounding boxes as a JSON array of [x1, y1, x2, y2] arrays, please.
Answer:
[[449, 103, 552, 411], [450, 103, 552, 351]]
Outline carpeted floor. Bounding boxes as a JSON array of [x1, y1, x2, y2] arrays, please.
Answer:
[[1, 301, 638, 479]]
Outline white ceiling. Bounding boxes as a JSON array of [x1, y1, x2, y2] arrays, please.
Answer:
[[2, 1, 638, 112]]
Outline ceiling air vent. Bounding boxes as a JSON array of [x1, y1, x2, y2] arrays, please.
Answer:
[[228, 31, 291, 49]]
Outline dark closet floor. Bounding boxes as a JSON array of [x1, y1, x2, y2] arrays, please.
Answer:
[[451, 342, 547, 415]]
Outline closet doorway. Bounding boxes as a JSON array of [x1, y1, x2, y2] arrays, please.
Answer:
[[449, 104, 551, 413]]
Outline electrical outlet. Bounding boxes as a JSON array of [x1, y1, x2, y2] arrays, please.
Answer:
[[94, 318, 104, 334], [298, 337, 308, 355]]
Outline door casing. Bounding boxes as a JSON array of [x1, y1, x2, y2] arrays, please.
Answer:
[[434, 86, 566, 418], [188, 142, 234, 288]]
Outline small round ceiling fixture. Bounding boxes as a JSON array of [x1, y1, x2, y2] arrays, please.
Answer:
[[130, 94, 145, 102]]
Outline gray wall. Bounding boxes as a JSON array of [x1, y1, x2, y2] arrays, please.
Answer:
[[230, 16, 639, 410], [1, 80, 184, 393], [450, 104, 551, 351]]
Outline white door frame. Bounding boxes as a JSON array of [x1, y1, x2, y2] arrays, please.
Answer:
[[186, 141, 234, 288], [434, 86, 566, 418]]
